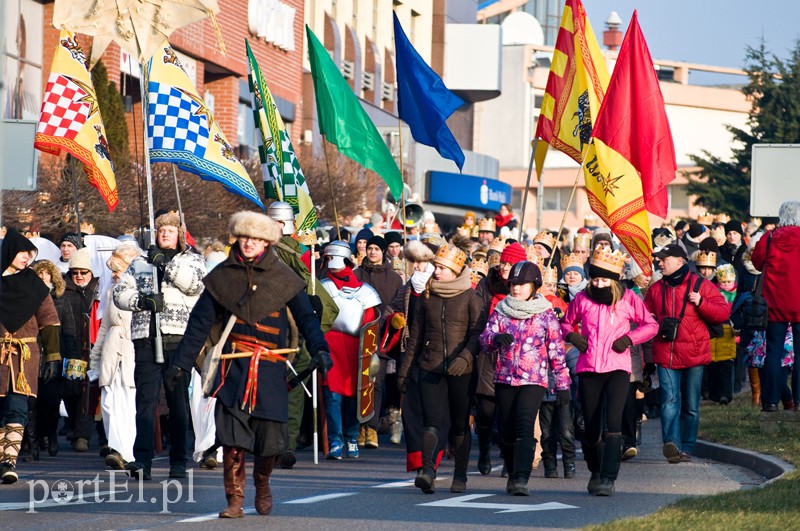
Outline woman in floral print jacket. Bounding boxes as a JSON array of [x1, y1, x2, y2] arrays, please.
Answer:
[[480, 261, 570, 497]]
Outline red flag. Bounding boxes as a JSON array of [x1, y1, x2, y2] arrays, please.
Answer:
[[590, 11, 676, 219]]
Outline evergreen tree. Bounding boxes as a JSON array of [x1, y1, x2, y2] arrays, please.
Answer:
[[686, 41, 800, 220], [90, 60, 129, 163]]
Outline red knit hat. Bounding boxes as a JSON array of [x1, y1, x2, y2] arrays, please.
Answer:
[[500, 242, 527, 265]]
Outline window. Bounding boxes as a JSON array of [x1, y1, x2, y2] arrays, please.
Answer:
[[542, 187, 576, 212], [668, 185, 689, 210], [512, 189, 523, 210]]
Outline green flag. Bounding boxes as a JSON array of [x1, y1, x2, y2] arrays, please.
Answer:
[[305, 25, 403, 199], [246, 40, 317, 229]]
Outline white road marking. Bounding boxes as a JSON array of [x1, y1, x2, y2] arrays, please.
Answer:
[[418, 494, 578, 513], [284, 492, 357, 504], [177, 508, 258, 522], [0, 491, 116, 512]]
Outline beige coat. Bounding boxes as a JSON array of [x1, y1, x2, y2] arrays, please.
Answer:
[[90, 288, 134, 388]]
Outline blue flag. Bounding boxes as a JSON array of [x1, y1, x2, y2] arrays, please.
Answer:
[[393, 12, 465, 171]]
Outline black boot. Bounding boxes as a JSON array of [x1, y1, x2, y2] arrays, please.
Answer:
[[450, 434, 471, 493], [509, 438, 535, 496], [596, 433, 624, 497], [21, 411, 39, 463], [415, 427, 439, 494], [583, 440, 604, 495], [476, 424, 493, 476], [500, 441, 515, 492]]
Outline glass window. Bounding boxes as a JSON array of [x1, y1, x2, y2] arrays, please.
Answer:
[[669, 185, 689, 210], [512, 189, 523, 210], [542, 187, 576, 212]]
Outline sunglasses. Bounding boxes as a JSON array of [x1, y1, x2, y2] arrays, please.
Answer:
[[70, 269, 91, 276]]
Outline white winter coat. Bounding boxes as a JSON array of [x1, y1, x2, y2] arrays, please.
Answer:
[[90, 288, 135, 387]]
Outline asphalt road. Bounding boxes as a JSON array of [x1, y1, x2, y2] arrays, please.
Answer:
[[0, 418, 763, 530]]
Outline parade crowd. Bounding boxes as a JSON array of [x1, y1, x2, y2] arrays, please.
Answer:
[[1, 198, 799, 517]]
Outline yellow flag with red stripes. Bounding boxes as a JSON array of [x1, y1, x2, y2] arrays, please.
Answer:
[[533, 0, 609, 177]]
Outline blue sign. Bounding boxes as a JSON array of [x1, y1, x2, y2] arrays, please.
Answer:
[[427, 171, 511, 211]]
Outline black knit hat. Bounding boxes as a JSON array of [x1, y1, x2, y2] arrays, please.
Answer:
[[384, 231, 404, 247], [366, 235, 387, 253], [675, 220, 688, 232], [589, 263, 621, 281], [59, 232, 84, 249], [698, 237, 720, 253], [355, 227, 374, 243], [724, 220, 743, 237], [687, 223, 706, 238]]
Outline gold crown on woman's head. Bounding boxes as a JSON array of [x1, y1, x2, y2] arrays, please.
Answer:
[[489, 237, 508, 253], [697, 212, 714, 226], [470, 257, 489, 277], [434, 243, 468, 274], [695, 250, 717, 268], [295, 228, 317, 246], [542, 266, 559, 285], [456, 226, 471, 238], [525, 244, 538, 262], [716, 263, 736, 283], [590, 247, 626, 275], [533, 231, 556, 250], [573, 232, 592, 250], [478, 218, 496, 232], [714, 213, 731, 224], [561, 253, 585, 270]]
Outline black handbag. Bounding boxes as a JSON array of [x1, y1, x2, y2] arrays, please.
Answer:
[[742, 233, 772, 332]]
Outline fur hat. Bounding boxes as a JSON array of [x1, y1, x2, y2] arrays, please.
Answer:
[[155, 211, 187, 251], [68, 248, 94, 274], [31, 259, 65, 297], [228, 211, 282, 244], [106, 243, 141, 273], [591, 228, 613, 250], [404, 240, 435, 263]]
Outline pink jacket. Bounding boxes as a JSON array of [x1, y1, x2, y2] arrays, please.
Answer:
[[561, 289, 658, 374]]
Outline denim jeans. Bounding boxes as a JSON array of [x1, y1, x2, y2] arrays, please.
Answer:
[[658, 365, 703, 453], [761, 322, 800, 407], [323, 388, 359, 448]]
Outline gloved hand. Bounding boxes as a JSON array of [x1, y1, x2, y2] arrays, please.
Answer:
[[147, 245, 168, 270], [308, 350, 333, 377], [43, 360, 61, 383], [391, 313, 407, 329], [556, 389, 571, 406], [136, 291, 164, 313], [163, 364, 185, 392], [493, 333, 514, 347], [309, 295, 324, 319], [611, 335, 633, 353], [566, 332, 589, 353], [643, 362, 657, 376], [447, 357, 469, 377]]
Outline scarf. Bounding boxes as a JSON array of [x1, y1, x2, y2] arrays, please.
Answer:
[[495, 213, 514, 228], [496, 293, 552, 320], [566, 277, 588, 300], [429, 267, 472, 298], [663, 263, 690, 287], [410, 262, 434, 294], [586, 285, 614, 305]]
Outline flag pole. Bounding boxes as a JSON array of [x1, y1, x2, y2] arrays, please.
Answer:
[[171, 164, 185, 227], [71, 156, 82, 235], [139, 64, 165, 365], [322, 138, 342, 241], [518, 139, 537, 240], [547, 144, 590, 270]]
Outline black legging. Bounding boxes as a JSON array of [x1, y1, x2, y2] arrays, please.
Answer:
[[578, 371, 629, 445], [495, 384, 546, 444], [418, 370, 471, 436]]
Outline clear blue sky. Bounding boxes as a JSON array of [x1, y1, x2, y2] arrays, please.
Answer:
[[584, 1, 799, 75]]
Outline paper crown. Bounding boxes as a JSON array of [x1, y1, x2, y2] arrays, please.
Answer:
[[488, 237, 508, 253], [584, 213, 598, 227], [533, 231, 556, 250], [472, 246, 487, 261], [470, 256, 489, 277], [573, 232, 592, 250], [716, 263, 736, 283], [711, 225, 726, 245], [487, 251, 501, 268], [478, 218, 496, 232], [697, 212, 714, 226], [653, 232, 674, 249], [420, 232, 447, 250], [525, 244, 538, 262], [590, 247, 626, 275], [714, 213, 731, 224], [561, 253, 585, 271], [695, 251, 717, 268], [434, 243, 468, 274], [542, 266, 559, 285], [295, 228, 317, 246], [456, 226, 472, 238]]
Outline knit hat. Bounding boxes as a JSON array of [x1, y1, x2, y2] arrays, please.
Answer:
[[155, 211, 187, 251], [366, 235, 387, 254], [228, 211, 282, 244], [687, 222, 706, 239], [724, 220, 743, 237], [384, 231, 404, 247], [561, 253, 586, 278], [591, 228, 613, 249], [499, 242, 527, 265], [59, 232, 83, 249], [698, 237, 720, 253], [355, 227, 374, 243], [68, 247, 94, 274]]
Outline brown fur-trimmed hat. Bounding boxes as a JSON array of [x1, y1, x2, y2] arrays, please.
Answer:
[[229, 211, 282, 244], [404, 239, 435, 263], [155, 211, 187, 251]]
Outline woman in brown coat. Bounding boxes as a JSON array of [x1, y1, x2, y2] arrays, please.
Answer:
[[399, 235, 485, 494]]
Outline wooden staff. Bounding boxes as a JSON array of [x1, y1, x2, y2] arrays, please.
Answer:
[[546, 145, 590, 270]]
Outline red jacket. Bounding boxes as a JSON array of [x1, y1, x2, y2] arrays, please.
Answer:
[[751, 226, 800, 323], [644, 273, 730, 369]]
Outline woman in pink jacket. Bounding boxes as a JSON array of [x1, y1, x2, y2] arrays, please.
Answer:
[[480, 261, 571, 497], [561, 248, 658, 497]]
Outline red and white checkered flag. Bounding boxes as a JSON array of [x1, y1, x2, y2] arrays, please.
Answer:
[[37, 74, 90, 139]]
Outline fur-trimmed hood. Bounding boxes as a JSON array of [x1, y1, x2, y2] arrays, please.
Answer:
[[229, 211, 282, 243], [31, 259, 66, 298], [404, 239, 435, 263]]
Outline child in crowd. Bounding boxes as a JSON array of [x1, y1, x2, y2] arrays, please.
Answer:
[[708, 264, 737, 404]]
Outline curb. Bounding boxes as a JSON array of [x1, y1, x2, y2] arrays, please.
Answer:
[[694, 439, 796, 486]]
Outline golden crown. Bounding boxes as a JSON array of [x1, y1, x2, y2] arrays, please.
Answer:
[[533, 231, 556, 250], [716, 263, 736, 283], [590, 247, 626, 275], [561, 253, 585, 271], [295, 228, 317, 246], [487, 251, 501, 268], [695, 250, 717, 268], [711, 225, 726, 245], [697, 212, 714, 226], [489, 237, 508, 253], [584, 213, 598, 227], [456, 226, 471, 238], [471, 246, 487, 261], [714, 213, 731, 224], [653, 232, 674, 249], [470, 257, 489, 277], [478, 218, 496, 232], [525, 244, 538, 262], [543, 266, 559, 285], [573, 232, 592, 250], [434, 243, 468, 274]]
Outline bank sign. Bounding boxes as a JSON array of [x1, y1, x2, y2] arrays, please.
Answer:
[[427, 171, 511, 211]]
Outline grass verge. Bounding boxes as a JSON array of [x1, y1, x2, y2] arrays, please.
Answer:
[[585, 390, 800, 530]]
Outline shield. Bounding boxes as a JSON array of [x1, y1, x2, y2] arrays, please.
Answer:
[[356, 309, 381, 424], [53, 0, 224, 67]]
